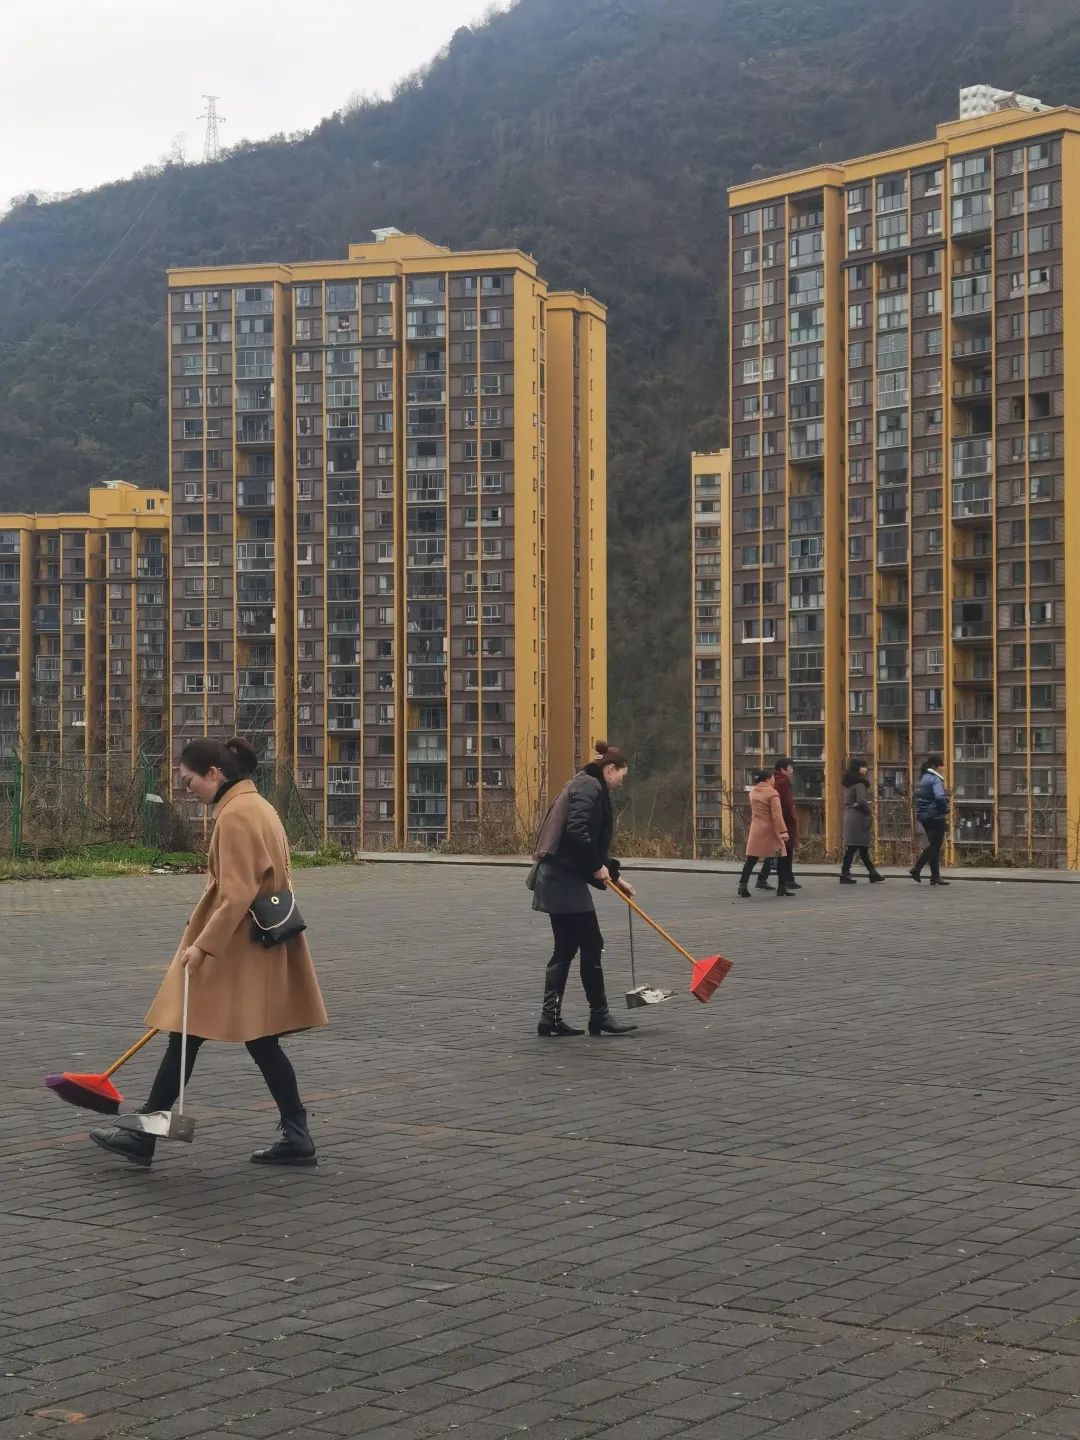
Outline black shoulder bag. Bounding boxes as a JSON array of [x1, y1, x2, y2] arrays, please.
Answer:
[[248, 827, 307, 948]]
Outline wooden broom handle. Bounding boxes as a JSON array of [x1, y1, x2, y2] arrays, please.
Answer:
[[606, 884, 697, 968], [101, 1029, 159, 1080]]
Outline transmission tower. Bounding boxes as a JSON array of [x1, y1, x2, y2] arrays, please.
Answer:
[[198, 95, 225, 162]]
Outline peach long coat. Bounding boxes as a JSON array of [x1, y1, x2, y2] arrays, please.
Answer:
[[145, 781, 328, 1044], [745, 780, 789, 860]]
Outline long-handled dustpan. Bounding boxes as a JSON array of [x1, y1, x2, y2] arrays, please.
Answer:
[[623, 905, 675, 1009], [608, 884, 733, 1003], [45, 1028, 160, 1115], [116, 968, 195, 1142]]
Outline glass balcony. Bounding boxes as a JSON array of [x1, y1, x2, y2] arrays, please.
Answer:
[[953, 808, 994, 844], [951, 437, 991, 479], [237, 481, 275, 509], [952, 600, 992, 640], [876, 685, 909, 721], [328, 765, 361, 795], [328, 705, 361, 731], [952, 479, 992, 519], [407, 667, 447, 698], [237, 420, 273, 444], [876, 528, 908, 567], [237, 684, 275, 702]]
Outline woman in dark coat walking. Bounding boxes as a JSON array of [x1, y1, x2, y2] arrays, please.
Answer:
[[840, 760, 884, 884], [531, 742, 638, 1037]]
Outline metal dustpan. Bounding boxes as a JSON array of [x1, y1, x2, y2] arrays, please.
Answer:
[[623, 905, 674, 1008], [116, 968, 196, 1143]]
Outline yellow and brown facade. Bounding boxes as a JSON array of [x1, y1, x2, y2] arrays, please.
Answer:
[[725, 100, 1080, 865], [691, 451, 733, 856], [0, 481, 170, 787], [167, 230, 606, 847]]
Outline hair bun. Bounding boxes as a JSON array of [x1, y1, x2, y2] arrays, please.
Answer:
[[594, 739, 609, 757], [224, 736, 259, 778]]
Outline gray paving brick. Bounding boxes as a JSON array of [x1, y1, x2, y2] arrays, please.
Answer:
[[9, 867, 1080, 1438]]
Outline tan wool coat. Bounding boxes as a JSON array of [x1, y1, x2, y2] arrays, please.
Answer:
[[145, 781, 329, 1044]]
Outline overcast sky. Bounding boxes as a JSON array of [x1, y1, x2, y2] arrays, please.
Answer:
[[0, 0, 509, 208]]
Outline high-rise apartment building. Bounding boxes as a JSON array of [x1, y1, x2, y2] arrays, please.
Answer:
[[691, 451, 732, 856], [0, 481, 170, 792], [167, 230, 606, 847], [724, 92, 1080, 865]]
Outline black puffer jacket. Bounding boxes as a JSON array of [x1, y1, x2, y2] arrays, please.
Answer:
[[531, 763, 621, 915]]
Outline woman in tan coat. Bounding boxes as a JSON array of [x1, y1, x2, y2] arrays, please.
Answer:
[[90, 737, 328, 1170], [737, 769, 789, 898]]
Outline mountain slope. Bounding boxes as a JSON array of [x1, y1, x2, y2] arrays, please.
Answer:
[[4, 0, 1080, 828]]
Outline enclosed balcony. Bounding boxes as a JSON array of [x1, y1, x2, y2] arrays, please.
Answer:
[[954, 724, 994, 763], [237, 480, 275, 509], [328, 765, 361, 796], [876, 684, 909, 722], [876, 527, 908, 568], [328, 703, 361, 732], [237, 419, 273, 444], [407, 666, 447, 698], [953, 807, 995, 845], [952, 599, 992, 641]]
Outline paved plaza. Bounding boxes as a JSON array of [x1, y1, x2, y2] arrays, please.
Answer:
[[4, 863, 1080, 1438]]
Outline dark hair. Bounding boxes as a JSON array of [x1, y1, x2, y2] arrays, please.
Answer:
[[180, 736, 258, 781], [752, 768, 773, 784], [774, 756, 792, 771], [842, 759, 868, 787], [920, 753, 944, 775], [594, 739, 629, 771]]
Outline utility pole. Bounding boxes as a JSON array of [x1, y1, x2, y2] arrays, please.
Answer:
[[198, 96, 225, 163]]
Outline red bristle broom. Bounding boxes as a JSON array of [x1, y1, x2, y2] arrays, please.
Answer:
[[608, 885, 732, 1002], [44, 1029, 159, 1115]]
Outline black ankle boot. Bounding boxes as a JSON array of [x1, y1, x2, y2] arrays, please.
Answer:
[[588, 1010, 638, 1036], [738, 884, 751, 898], [538, 1016, 584, 1037], [755, 879, 774, 891], [252, 1111, 317, 1167], [89, 1127, 155, 1168], [868, 870, 886, 883], [839, 873, 857, 885]]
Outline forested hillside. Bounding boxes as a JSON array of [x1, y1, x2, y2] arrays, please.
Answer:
[[3, 0, 1080, 829]]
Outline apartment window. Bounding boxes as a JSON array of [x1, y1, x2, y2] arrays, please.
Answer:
[[1030, 308, 1055, 337], [926, 648, 944, 674], [876, 176, 906, 213], [925, 689, 943, 712], [848, 225, 869, 253], [847, 185, 867, 212], [1028, 182, 1051, 211], [1023, 227, 1054, 260], [876, 213, 908, 251]]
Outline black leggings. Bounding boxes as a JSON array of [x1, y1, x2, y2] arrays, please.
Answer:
[[543, 911, 608, 1014], [915, 819, 947, 880], [143, 1032, 304, 1121], [841, 845, 875, 875]]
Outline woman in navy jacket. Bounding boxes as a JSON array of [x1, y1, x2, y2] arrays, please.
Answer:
[[530, 742, 638, 1037], [911, 754, 951, 886]]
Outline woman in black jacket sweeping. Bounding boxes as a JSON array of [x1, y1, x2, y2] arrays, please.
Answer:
[[530, 741, 638, 1037]]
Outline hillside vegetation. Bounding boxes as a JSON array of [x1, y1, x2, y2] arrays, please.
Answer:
[[3, 0, 1080, 832]]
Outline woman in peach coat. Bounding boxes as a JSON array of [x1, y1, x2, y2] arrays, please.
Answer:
[[737, 769, 789, 898], [90, 737, 328, 1170]]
